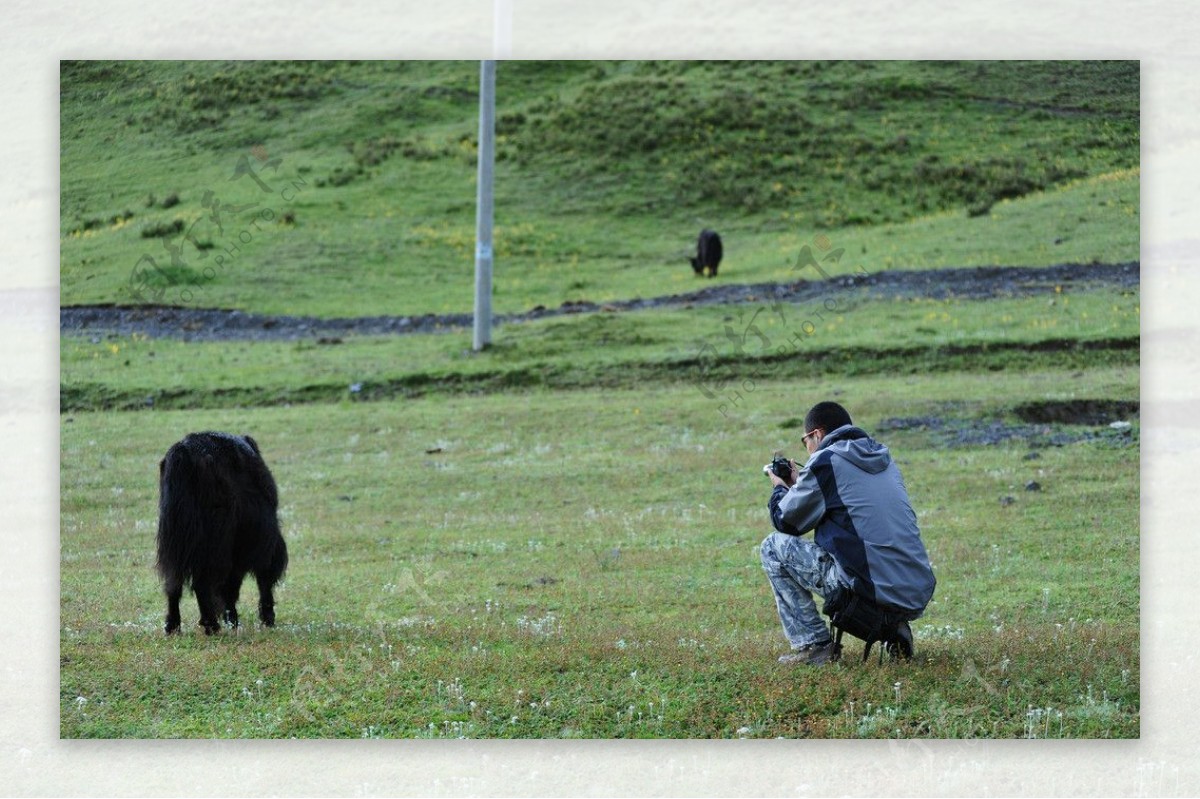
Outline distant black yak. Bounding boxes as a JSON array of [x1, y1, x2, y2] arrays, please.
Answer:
[[156, 432, 288, 635], [690, 228, 723, 278]]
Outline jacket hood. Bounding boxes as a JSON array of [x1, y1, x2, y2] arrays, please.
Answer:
[[815, 424, 891, 475]]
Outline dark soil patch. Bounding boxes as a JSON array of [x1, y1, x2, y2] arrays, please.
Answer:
[[877, 413, 1138, 449], [1012, 399, 1139, 425]]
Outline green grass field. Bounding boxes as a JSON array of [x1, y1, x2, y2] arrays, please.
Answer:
[[61, 367, 1138, 738], [61, 286, 1139, 412], [59, 60, 1140, 738]]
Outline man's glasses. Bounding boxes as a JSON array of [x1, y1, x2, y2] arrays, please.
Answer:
[[802, 429, 821, 445]]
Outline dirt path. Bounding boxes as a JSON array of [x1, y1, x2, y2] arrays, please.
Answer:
[[60, 262, 1139, 342]]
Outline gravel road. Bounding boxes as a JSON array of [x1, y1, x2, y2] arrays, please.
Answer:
[[60, 262, 1139, 342]]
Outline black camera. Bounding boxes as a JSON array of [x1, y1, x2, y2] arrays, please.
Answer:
[[763, 455, 794, 481]]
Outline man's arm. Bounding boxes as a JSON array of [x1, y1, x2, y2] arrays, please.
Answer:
[[768, 485, 804, 535], [768, 463, 826, 536]]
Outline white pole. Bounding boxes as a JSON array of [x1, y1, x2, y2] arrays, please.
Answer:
[[473, 59, 496, 352]]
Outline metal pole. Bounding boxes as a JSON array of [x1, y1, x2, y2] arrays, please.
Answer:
[[473, 59, 496, 352]]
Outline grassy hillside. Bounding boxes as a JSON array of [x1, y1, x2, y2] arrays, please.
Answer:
[[60, 60, 1139, 317]]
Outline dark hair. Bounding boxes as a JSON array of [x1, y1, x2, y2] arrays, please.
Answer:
[[805, 401, 852, 435]]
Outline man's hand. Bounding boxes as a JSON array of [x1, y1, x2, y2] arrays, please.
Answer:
[[766, 459, 799, 489]]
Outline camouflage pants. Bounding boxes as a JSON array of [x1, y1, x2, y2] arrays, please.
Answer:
[[760, 532, 847, 650]]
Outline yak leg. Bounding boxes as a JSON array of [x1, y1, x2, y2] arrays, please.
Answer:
[[256, 572, 278, 627], [164, 577, 184, 635], [221, 571, 245, 628], [193, 579, 224, 635]]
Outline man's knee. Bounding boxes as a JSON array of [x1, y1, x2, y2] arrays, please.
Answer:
[[760, 533, 782, 572]]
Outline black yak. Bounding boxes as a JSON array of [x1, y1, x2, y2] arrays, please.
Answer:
[[155, 432, 288, 635], [690, 228, 723, 278]]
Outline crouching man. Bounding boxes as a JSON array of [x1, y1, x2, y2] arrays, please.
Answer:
[[761, 401, 936, 665]]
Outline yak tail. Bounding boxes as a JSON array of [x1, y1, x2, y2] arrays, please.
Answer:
[[155, 443, 235, 588]]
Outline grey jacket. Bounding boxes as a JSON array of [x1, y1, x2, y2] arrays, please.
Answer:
[[769, 424, 936, 614]]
